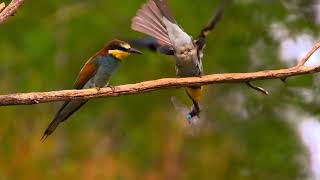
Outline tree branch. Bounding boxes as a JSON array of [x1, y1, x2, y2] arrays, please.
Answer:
[[1, 42, 320, 106], [0, 3, 5, 12], [0, 0, 24, 25], [246, 82, 269, 96]]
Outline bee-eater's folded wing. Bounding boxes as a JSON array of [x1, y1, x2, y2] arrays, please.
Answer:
[[73, 56, 98, 89], [42, 56, 98, 140]]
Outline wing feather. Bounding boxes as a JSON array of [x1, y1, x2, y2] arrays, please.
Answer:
[[141, 4, 167, 32], [132, 0, 173, 46], [73, 57, 98, 89], [196, 0, 230, 50], [41, 54, 100, 140], [152, 0, 177, 24], [132, 19, 171, 45]]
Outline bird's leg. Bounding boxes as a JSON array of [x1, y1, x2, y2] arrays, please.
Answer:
[[95, 87, 101, 92], [104, 85, 116, 92]]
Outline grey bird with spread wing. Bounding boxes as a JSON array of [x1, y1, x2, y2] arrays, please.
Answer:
[[131, 0, 229, 121]]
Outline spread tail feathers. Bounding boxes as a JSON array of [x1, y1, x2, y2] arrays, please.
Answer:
[[41, 100, 87, 141], [152, 0, 177, 24], [131, 0, 173, 46]]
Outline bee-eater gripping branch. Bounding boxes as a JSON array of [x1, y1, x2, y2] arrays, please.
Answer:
[[41, 39, 142, 141], [131, 0, 229, 121]]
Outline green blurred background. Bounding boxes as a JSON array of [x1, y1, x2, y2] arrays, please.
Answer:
[[1, 0, 320, 179]]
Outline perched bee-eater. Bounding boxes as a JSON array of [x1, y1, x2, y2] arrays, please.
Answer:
[[131, 0, 227, 121], [41, 39, 142, 140]]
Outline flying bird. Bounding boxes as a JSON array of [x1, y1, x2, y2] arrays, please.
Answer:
[[131, 0, 229, 122], [41, 39, 142, 140]]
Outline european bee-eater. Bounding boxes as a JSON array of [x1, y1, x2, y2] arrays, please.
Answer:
[[41, 39, 142, 140], [131, 0, 228, 121]]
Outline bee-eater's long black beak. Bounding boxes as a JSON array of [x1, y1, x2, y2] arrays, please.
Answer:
[[128, 48, 143, 54]]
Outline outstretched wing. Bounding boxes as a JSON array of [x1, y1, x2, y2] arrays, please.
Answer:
[[128, 37, 161, 52], [128, 37, 175, 55], [196, 0, 231, 50]]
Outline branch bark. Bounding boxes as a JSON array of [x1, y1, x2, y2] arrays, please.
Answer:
[[0, 0, 24, 25], [0, 42, 320, 106], [0, 3, 5, 12]]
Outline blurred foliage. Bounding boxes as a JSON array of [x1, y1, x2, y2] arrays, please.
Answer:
[[0, 0, 319, 179]]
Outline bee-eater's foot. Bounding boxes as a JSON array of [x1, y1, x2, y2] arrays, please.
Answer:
[[105, 85, 116, 92], [95, 87, 101, 92]]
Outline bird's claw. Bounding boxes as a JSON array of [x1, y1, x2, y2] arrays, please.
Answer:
[[95, 87, 101, 92], [105, 85, 116, 92]]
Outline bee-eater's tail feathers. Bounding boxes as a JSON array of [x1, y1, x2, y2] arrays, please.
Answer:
[[40, 134, 48, 142], [41, 100, 88, 141], [132, 0, 172, 46], [41, 133, 50, 142], [41, 117, 62, 142]]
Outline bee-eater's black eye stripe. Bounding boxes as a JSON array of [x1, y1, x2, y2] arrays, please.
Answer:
[[110, 44, 128, 52]]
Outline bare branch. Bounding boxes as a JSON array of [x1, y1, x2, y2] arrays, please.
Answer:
[[0, 42, 319, 106], [246, 82, 269, 96], [0, 0, 24, 25], [0, 66, 319, 106], [297, 42, 320, 67], [0, 3, 5, 13]]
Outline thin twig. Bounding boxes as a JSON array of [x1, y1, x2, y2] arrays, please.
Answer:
[[0, 0, 24, 25], [246, 82, 269, 96], [246, 41, 320, 94], [297, 42, 320, 67]]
